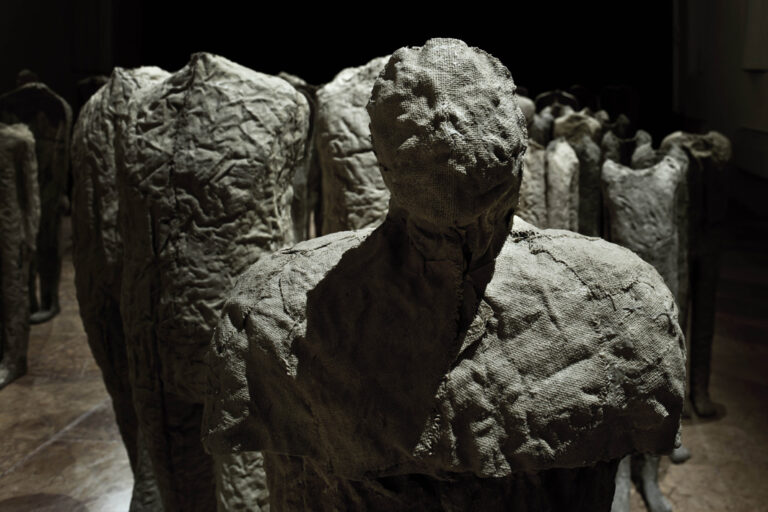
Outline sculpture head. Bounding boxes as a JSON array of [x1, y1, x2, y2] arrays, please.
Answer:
[[367, 38, 527, 228], [16, 69, 39, 87]]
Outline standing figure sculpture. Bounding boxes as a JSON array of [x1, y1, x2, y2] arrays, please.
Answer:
[[117, 53, 310, 511], [0, 72, 72, 324], [0, 124, 39, 389], [71, 66, 169, 510], [661, 131, 732, 417], [203, 39, 686, 512], [602, 155, 689, 512], [554, 111, 603, 236], [314, 56, 391, 234]]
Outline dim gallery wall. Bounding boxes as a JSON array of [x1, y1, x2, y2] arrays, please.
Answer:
[[3, 1, 677, 141], [675, 0, 768, 180], [3, 0, 765, 198]]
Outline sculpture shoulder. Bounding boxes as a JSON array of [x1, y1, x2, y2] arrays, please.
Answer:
[[203, 228, 370, 451], [429, 220, 686, 474], [498, 219, 671, 296], [224, 229, 371, 323]]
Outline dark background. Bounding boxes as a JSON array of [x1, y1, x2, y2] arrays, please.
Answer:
[[2, 0, 767, 206], [0, 1, 676, 140]]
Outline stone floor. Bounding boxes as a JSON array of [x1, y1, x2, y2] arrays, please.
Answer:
[[0, 209, 766, 511], [0, 219, 132, 511]]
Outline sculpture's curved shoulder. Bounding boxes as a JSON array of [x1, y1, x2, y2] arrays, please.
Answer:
[[203, 228, 371, 452], [425, 218, 686, 475]]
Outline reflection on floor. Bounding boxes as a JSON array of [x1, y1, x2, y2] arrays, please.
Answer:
[[0, 210, 766, 511], [0, 219, 131, 511]]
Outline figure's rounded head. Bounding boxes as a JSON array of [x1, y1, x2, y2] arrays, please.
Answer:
[[16, 69, 39, 87], [367, 38, 527, 227]]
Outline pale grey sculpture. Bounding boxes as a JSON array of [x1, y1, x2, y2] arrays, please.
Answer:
[[517, 136, 579, 230], [71, 66, 169, 511], [554, 111, 603, 236], [545, 138, 580, 231], [661, 131, 732, 418], [602, 156, 685, 294], [602, 156, 690, 512], [315, 56, 391, 234], [517, 139, 548, 227], [203, 39, 685, 512], [518, 96, 582, 230], [117, 53, 310, 511], [0, 123, 39, 389], [0, 78, 72, 324]]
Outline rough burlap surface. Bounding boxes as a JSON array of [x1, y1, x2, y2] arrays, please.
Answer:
[[602, 156, 686, 300], [660, 130, 732, 417], [204, 39, 685, 511], [315, 56, 390, 234], [71, 66, 168, 511], [204, 218, 685, 478], [117, 53, 310, 511]]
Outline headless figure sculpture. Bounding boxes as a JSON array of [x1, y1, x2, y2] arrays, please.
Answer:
[[0, 71, 72, 324], [661, 131, 731, 418], [72, 67, 168, 510], [203, 39, 686, 511], [0, 123, 39, 389], [603, 155, 690, 512]]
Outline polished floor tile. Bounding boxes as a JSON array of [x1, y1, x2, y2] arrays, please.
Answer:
[[0, 219, 132, 511]]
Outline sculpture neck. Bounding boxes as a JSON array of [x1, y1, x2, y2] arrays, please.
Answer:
[[388, 204, 513, 277]]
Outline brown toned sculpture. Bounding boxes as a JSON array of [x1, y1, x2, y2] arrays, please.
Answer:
[[315, 56, 391, 234], [0, 123, 39, 389], [117, 53, 310, 511], [203, 39, 685, 511], [517, 138, 548, 227], [0, 74, 72, 324], [661, 131, 732, 417], [71, 66, 169, 510]]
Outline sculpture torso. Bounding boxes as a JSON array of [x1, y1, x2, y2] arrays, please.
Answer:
[[204, 217, 685, 479], [203, 38, 686, 511]]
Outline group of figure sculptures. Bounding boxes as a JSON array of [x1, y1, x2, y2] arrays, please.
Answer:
[[0, 38, 732, 511]]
